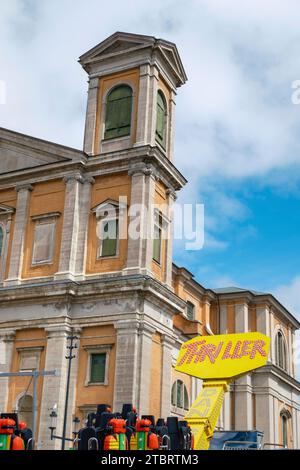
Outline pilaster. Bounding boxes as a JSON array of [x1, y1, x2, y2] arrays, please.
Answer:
[[83, 77, 99, 156], [0, 330, 16, 412], [6, 184, 33, 285]]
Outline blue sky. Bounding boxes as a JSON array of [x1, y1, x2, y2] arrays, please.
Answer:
[[1, 0, 300, 319]]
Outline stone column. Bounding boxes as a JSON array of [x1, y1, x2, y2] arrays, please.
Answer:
[[38, 325, 74, 450], [83, 77, 99, 156], [0, 330, 16, 412], [165, 189, 176, 288], [234, 374, 253, 429], [74, 176, 94, 279], [134, 65, 151, 147], [234, 303, 252, 429], [219, 304, 229, 428], [257, 306, 270, 360], [137, 324, 155, 416], [146, 66, 159, 146], [235, 303, 248, 333], [55, 173, 88, 281], [255, 391, 273, 444], [113, 321, 140, 413], [6, 184, 33, 285], [160, 335, 174, 418], [124, 164, 156, 276], [167, 90, 176, 161]]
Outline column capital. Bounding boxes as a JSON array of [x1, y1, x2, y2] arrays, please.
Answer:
[[82, 175, 95, 185], [63, 172, 85, 185], [45, 325, 73, 339], [161, 334, 175, 348], [166, 188, 177, 201], [0, 329, 16, 342], [114, 320, 140, 332], [16, 183, 33, 192], [128, 162, 158, 180]]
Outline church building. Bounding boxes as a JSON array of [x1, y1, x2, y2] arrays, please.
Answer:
[[0, 32, 299, 449]]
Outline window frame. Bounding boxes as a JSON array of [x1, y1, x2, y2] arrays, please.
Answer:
[[275, 330, 288, 371], [31, 213, 60, 266], [155, 90, 168, 149], [17, 346, 44, 372], [103, 84, 133, 141], [84, 344, 112, 386], [97, 216, 119, 259], [171, 379, 189, 412], [186, 301, 195, 321]]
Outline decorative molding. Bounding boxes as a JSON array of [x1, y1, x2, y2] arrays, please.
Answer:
[[16, 183, 33, 192], [31, 212, 61, 221]]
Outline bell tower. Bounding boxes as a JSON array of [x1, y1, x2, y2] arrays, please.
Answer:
[[79, 32, 187, 288], [79, 31, 187, 159]]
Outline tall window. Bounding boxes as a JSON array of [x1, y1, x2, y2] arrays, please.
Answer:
[[90, 353, 106, 384], [104, 85, 133, 139], [275, 330, 288, 371], [186, 301, 195, 321], [98, 218, 119, 258], [153, 211, 162, 264], [31, 214, 59, 265], [0, 226, 3, 258], [171, 380, 189, 411], [156, 91, 167, 148], [281, 413, 289, 448]]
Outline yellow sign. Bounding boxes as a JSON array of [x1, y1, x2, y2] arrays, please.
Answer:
[[175, 332, 270, 379]]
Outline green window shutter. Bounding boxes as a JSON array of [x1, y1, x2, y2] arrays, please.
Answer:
[[0, 227, 3, 257], [101, 219, 118, 257], [90, 353, 106, 383], [186, 301, 195, 321], [104, 85, 132, 139], [156, 91, 166, 148], [152, 224, 161, 263]]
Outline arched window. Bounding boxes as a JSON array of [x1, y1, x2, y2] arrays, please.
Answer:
[[18, 394, 33, 430], [280, 411, 291, 448], [171, 379, 189, 411], [104, 85, 133, 140], [275, 330, 288, 371], [0, 226, 3, 257], [156, 91, 167, 148]]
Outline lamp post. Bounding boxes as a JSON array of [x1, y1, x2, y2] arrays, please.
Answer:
[[61, 335, 78, 450], [49, 407, 81, 447]]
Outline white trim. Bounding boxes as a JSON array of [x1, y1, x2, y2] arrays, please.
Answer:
[[84, 344, 112, 386]]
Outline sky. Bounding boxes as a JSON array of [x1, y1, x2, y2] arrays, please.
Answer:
[[1, 0, 300, 321]]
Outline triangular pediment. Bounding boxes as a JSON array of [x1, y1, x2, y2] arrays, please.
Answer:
[[0, 128, 77, 175], [79, 32, 155, 65], [0, 204, 15, 214], [79, 32, 187, 87]]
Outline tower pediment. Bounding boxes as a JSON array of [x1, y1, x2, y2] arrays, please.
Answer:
[[79, 31, 187, 87]]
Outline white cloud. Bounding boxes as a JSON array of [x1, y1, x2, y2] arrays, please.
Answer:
[[274, 276, 300, 321], [0, 0, 300, 185]]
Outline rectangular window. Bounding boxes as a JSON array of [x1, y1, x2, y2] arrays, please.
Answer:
[[153, 212, 162, 264], [186, 301, 195, 321], [90, 353, 106, 384], [32, 218, 57, 265], [98, 218, 119, 258]]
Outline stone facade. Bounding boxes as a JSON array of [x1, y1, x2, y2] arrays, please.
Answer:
[[0, 32, 299, 450]]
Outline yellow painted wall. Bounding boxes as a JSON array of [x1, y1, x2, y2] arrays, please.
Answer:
[[86, 173, 131, 274], [152, 180, 169, 282], [94, 68, 140, 153], [149, 333, 162, 419], [75, 325, 116, 421], [7, 328, 47, 437], [22, 180, 65, 278], [0, 188, 17, 278]]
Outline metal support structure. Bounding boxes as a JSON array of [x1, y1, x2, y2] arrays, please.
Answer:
[[0, 369, 58, 448], [61, 335, 78, 450]]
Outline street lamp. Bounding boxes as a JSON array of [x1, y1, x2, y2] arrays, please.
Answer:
[[49, 410, 81, 445]]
